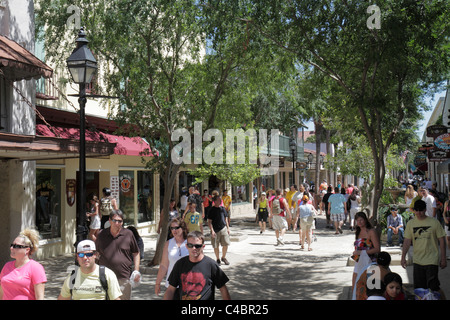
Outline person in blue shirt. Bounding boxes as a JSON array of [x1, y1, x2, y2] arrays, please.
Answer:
[[386, 205, 404, 247], [327, 187, 347, 234]]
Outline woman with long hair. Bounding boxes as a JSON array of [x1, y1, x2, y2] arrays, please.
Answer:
[[404, 185, 417, 212], [351, 211, 380, 292], [87, 193, 100, 241]]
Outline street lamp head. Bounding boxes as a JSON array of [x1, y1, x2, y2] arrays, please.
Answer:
[[66, 27, 97, 84], [289, 138, 296, 151]]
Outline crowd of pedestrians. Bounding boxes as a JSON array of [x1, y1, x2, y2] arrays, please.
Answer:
[[0, 180, 448, 300]]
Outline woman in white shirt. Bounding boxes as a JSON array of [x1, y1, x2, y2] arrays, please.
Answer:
[[349, 189, 362, 231], [154, 218, 189, 297]]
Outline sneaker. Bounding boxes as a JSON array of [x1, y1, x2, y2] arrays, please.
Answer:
[[221, 257, 230, 265], [278, 238, 285, 245], [216, 259, 221, 265]]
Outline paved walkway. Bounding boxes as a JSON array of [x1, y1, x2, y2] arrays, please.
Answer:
[[39, 211, 449, 300]]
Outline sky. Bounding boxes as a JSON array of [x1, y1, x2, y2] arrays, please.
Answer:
[[303, 89, 448, 139]]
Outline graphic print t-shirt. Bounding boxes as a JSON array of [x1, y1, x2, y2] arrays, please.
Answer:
[[405, 216, 446, 266], [168, 256, 229, 300]]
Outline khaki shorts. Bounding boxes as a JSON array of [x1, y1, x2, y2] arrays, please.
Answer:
[[211, 226, 231, 248], [272, 214, 288, 231], [300, 216, 314, 229]]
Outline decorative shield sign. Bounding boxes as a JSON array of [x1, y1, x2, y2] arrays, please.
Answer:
[[66, 179, 76, 207], [434, 133, 450, 150]]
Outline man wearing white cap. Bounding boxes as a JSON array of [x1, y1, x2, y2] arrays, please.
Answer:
[[58, 240, 122, 300]]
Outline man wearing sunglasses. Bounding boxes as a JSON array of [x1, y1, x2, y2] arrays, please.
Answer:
[[95, 210, 141, 300], [58, 240, 122, 300], [163, 231, 230, 300]]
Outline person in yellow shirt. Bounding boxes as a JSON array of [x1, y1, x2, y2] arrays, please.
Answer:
[[222, 190, 232, 227], [255, 192, 269, 234], [401, 199, 447, 300], [58, 240, 122, 300], [285, 185, 296, 231], [183, 202, 203, 233]]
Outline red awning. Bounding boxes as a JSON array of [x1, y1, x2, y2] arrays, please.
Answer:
[[0, 35, 53, 81], [36, 124, 153, 157]]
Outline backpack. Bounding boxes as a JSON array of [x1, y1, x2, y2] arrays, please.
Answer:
[[70, 265, 109, 300], [272, 197, 284, 215]]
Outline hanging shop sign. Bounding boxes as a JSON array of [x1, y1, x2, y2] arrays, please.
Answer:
[[296, 162, 308, 170], [434, 133, 450, 150], [427, 147, 450, 162], [413, 153, 427, 167], [427, 124, 448, 138]]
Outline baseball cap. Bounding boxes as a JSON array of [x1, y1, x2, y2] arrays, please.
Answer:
[[76, 240, 96, 253]]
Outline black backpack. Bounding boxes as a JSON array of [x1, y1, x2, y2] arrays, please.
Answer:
[[70, 265, 109, 300]]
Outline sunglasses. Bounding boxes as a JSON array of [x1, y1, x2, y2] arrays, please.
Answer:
[[186, 243, 203, 249], [10, 243, 29, 249], [77, 252, 95, 258], [111, 219, 123, 224], [170, 225, 181, 230]]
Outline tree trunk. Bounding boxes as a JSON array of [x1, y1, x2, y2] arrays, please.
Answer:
[[149, 162, 180, 266]]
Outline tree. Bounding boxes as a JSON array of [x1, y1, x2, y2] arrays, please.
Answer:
[[247, 0, 450, 217], [36, 0, 268, 264]]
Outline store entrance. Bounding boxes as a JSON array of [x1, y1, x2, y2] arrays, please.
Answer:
[[76, 171, 99, 217]]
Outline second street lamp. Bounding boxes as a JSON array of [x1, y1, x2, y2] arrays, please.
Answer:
[[66, 27, 97, 244], [290, 138, 296, 186]]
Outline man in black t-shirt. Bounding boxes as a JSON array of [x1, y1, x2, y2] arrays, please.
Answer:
[[163, 231, 230, 300], [208, 195, 231, 265]]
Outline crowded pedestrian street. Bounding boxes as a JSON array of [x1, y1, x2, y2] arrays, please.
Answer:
[[39, 211, 448, 301]]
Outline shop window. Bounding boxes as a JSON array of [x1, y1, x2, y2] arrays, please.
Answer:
[[231, 184, 249, 204], [261, 175, 275, 191], [137, 171, 154, 223], [119, 170, 135, 225], [36, 169, 61, 239]]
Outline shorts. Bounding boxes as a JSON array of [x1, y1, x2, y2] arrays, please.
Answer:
[[211, 227, 231, 248], [257, 208, 269, 222], [272, 214, 288, 231], [299, 216, 314, 230], [413, 264, 441, 291], [90, 216, 101, 229], [330, 213, 345, 222]]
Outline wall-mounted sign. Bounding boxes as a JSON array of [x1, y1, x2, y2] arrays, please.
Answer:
[[66, 179, 76, 207], [434, 133, 450, 150]]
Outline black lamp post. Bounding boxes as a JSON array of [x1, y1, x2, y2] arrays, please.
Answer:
[[66, 27, 97, 244]]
